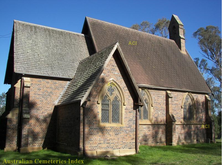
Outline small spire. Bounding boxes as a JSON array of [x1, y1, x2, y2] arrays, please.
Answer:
[[168, 14, 186, 53]]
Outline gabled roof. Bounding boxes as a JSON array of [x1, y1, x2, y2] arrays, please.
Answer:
[[83, 17, 211, 94], [5, 20, 90, 84], [58, 43, 142, 106]]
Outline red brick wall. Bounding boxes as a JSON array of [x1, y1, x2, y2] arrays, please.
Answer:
[[171, 92, 205, 123], [139, 125, 166, 145], [139, 90, 166, 146], [174, 125, 206, 144], [56, 103, 80, 154], [139, 91, 207, 146], [84, 56, 136, 152], [5, 118, 18, 151], [26, 78, 68, 148], [5, 79, 21, 151], [171, 92, 206, 144]]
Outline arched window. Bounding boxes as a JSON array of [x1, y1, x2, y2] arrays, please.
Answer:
[[101, 82, 123, 124], [183, 94, 195, 121], [139, 89, 152, 121]]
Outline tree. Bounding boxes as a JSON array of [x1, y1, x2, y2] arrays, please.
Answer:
[[193, 26, 221, 111], [193, 26, 221, 65], [194, 58, 209, 76], [154, 18, 170, 38], [193, 26, 221, 138], [131, 21, 155, 34], [130, 18, 169, 37], [217, 111, 221, 138], [0, 92, 6, 116], [131, 24, 140, 30], [193, 26, 221, 87]]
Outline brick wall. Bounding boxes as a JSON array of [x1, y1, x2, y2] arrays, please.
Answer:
[[174, 125, 206, 144], [139, 90, 166, 146], [25, 78, 68, 149], [3, 70, 209, 153], [56, 102, 80, 154], [4, 79, 21, 151], [139, 125, 166, 145], [170, 92, 206, 123], [171, 92, 206, 144], [83, 56, 136, 155], [139, 90, 207, 146]]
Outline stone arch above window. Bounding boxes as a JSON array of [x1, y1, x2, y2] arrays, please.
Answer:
[[182, 93, 196, 122], [139, 89, 153, 124], [98, 80, 125, 125]]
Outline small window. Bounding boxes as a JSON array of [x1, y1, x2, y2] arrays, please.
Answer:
[[101, 82, 122, 124], [183, 94, 195, 121]]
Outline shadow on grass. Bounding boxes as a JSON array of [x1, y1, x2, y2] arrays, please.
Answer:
[[150, 141, 221, 157], [0, 150, 145, 165], [0, 142, 221, 165], [0, 149, 89, 165], [0, 149, 149, 165]]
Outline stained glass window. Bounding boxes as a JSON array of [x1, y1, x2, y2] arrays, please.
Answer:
[[101, 82, 122, 124], [102, 95, 110, 123], [112, 96, 120, 123], [107, 85, 115, 96]]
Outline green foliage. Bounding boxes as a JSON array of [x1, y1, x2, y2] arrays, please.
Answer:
[[130, 18, 169, 37], [0, 92, 6, 106], [130, 24, 139, 30], [193, 26, 221, 68], [0, 106, 5, 116], [212, 114, 220, 138], [193, 26, 221, 112], [216, 111, 221, 139], [194, 26, 221, 138], [131, 21, 155, 34], [0, 92, 6, 116], [0, 143, 221, 165], [194, 58, 209, 75], [154, 18, 170, 38], [193, 26, 221, 94]]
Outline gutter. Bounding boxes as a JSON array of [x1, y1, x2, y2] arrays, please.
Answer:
[[138, 84, 210, 94]]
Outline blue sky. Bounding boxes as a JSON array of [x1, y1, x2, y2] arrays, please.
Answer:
[[0, 0, 221, 94]]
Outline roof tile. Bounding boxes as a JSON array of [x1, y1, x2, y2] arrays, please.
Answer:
[[13, 20, 90, 79], [85, 17, 210, 93]]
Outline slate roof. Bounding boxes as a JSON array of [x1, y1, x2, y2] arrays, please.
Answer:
[[58, 43, 142, 106], [83, 17, 211, 93], [5, 20, 90, 84]]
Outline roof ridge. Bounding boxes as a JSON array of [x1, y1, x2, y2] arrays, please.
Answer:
[[86, 17, 173, 42], [14, 20, 85, 37], [57, 43, 118, 106]]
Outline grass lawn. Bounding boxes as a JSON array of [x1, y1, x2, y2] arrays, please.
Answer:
[[0, 140, 221, 165]]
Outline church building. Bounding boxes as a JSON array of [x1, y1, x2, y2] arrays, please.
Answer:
[[0, 15, 214, 156]]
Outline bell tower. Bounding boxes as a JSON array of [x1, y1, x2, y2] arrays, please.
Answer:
[[168, 14, 186, 53]]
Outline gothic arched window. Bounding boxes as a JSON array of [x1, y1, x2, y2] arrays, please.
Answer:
[[101, 82, 123, 124], [139, 89, 152, 121]]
